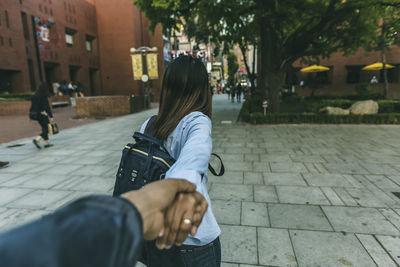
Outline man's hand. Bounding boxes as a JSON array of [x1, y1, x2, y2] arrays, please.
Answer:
[[155, 191, 208, 249], [121, 179, 207, 243]]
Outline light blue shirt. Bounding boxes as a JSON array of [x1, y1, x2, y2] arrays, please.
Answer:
[[140, 111, 221, 246]]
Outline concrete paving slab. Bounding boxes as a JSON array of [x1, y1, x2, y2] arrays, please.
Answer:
[[46, 191, 96, 211], [252, 162, 270, 172], [6, 189, 71, 209], [68, 177, 115, 192], [0, 173, 21, 184], [220, 225, 257, 265], [69, 164, 114, 177], [345, 188, 387, 208], [302, 173, 353, 187], [375, 235, 400, 265], [0, 208, 49, 232], [322, 206, 400, 235], [378, 208, 400, 231], [244, 172, 263, 185], [290, 155, 326, 163], [322, 163, 369, 175], [208, 171, 243, 184], [332, 187, 359, 206], [290, 230, 376, 267], [365, 175, 400, 190], [254, 185, 278, 203], [259, 154, 292, 163], [269, 203, 332, 231], [276, 186, 330, 205], [263, 173, 307, 186], [0, 187, 33, 205], [14, 174, 71, 189], [209, 184, 253, 201], [320, 187, 345, 206], [212, 200, 241, 225], [257, 228, 297, 266], [361, 163, 400, 175], [224, 161, 253, 171], [270, 162, 308, 173], [356, 234, 398, 267], [241, 202, 269, 227]]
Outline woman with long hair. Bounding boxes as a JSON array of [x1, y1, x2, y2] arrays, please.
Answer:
[[31, 82, 54, 149], [138, 55, 221, 267]]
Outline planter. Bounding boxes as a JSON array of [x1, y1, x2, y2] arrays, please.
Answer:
[[76, 96, 130, 118]]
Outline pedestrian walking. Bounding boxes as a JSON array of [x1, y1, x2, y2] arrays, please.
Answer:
[[137, 55, 221, 267], [30, 82, 54, 149], [52, 81, 60, 96], [231, 85, 236, 102], [226, 86, 231, 100], [236, 83, 243, 102], [60, 80, 68, 96]]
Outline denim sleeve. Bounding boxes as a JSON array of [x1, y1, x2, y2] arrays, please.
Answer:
[[166, 115, 212, 186], [0, 195, 143, 267]]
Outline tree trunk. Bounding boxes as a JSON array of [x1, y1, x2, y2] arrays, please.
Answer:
[[382, 47, 389, 99], [239, 44, 256, 98]]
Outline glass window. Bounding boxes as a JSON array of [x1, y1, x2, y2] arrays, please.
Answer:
[[21, 12, 30, 40], [85, 35, 95, 52], [5, 10, 10, 28], [346, 66, 361, 84], [65, 28, 77, 47]]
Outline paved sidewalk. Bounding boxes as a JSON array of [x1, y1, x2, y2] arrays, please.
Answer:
[[1, 94, 400, 266]]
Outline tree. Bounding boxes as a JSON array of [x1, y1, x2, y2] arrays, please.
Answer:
[[227, 52, 239, 87], [365, 5, 400, 99], [134, 0, 399, 112]]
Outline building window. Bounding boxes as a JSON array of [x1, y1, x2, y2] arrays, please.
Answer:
[[19, 0, 23, 4], [86, 36, 93, 52], [21, 12, 30, 40], [5, 10, 10, 28], [0, 36, 4, 46], [50, 8, 53, 16], [65, 27, 76, 47], [39, 4, 42, 12], [9, 38, 12, 47], [380, 67, 399, 83], [346, 66, 361, 84]]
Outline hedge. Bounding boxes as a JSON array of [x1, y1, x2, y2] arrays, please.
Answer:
[[240, 112, 400, 124], [0, 92, 34, 101]]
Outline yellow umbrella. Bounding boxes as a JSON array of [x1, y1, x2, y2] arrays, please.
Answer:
[[300, 65, 330, 72], [362, 62, 395, 70]]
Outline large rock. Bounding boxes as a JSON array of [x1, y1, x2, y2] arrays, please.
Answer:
[[319, 106, 350, 115], [349, 100, 378, 115]]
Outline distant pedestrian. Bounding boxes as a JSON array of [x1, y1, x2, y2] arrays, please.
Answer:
[[60, 80, 68, 96], [236, 83, 243, 102], [370, 76, 378, 84], [231, 86, 236, 102], [30, 82, 54, 149], [68, 81, 75, 96], [226, 86, 231, 100], [52, 81, 60, 95], [76, 82, 85, 97], [0, 161, 9, 168]]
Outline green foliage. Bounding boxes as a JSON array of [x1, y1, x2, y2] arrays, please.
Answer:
[[227, 52, 238, 86], [0, 92, 33, 101]]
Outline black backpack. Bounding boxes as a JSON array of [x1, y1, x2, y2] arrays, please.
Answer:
[[113, 116, 224, 196]]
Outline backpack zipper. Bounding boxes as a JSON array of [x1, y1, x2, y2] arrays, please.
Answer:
[[124, 146, 171, 168]]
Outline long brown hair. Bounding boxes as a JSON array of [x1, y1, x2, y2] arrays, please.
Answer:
[[152, 55, 212, 140]]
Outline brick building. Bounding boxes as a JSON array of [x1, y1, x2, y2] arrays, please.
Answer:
[[0, 0, 164, 98], [294, 46, 400, 98]]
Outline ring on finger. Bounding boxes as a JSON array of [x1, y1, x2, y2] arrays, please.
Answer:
[[183, 218, 192, 225]]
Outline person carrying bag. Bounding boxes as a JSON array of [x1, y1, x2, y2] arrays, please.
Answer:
[[30, 82, 55, 149]]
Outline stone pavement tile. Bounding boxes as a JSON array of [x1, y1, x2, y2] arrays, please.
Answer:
[[225, 147, 252, 154], [46, 191, 95, 211], [320, 187, 345, 206], [375, 235, 400, 265], [276, 186, 330, 205], [302, 163, 321, 173], [241, 202, 269, 227], [387, 175, 400, 187], [219, 142, 246, 148], [361, 163, 400, 175], [6, 190, 71, 209], [258, 228, 296, 266], [62, 156, 110, 165], [51, 176, 89, 190], [270, 162, 308, 173], [321, 155, 346, 163], [244, 172, 263, 185], [252, 162, 270, 172], [290, 155, 325, 163], [332, 187, 359, 206], [208, 171, 243, 184], [224, 161, 253, 172], [251, 148, 266, 154], [302, 173, 353, 187], [69, 164, 114, 177], [43, 164, 84, 176], [378, 208, 400, 230], [218, 154, 244, 162], [0, 163, 47, 173], [269, 204, 332, 231], [209, 184, 253, 201], [14, 174, 70, 189], [322, 206, 400, 235], [365, 175, 400, 191], [345, 188, 387, 208], [322, 163, 369, 175], [259, 154, 291, 163], [244, 154, 259, 162], [263, 173, 307, 186], [0, 187, 33, 205], [220, 225, 257, 265], [342, 174, 365, 188], [290, 230, 376, 267], [313, 163, 329, 173], [356, 234, 398, 267], [0, 173, 21, 185], [254, 185, 278, 203], [0, 208, 49, 232], [221, 263, 238, 267], [212, 200, 241, 225], [69, 177, 115, 193]]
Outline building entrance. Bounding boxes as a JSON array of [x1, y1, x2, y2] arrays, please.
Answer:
[[69, 65, 80, 82], [0, 70, 20, 93]]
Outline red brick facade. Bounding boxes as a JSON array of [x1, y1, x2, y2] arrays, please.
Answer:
[[0, 0, 164, 99]]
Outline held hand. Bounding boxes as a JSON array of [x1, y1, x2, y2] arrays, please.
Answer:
[[121, 179, 197, 241], [155, 191, 208, 249], [49, 117, 54, 123]]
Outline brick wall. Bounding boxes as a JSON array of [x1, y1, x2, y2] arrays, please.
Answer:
[[0, 101, 31, 115], [75, 96, 130, 118]]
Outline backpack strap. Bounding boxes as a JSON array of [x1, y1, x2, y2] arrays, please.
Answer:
[[208, 153, 225, 176], [144, 115, 158, 136]]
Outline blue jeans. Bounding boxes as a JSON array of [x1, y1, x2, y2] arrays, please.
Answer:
[[140, 237, 221, 267]]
